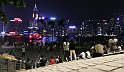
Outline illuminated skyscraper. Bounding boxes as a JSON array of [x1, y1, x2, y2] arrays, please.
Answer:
[[33, 4, 39, 20], [28, 3, 39, 33]]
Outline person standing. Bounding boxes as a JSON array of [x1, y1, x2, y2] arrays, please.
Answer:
[[22, 45, 26, 57], [63, 41, 70, 61], [38, 42, 42, 50], [69, 40, 77, 61]]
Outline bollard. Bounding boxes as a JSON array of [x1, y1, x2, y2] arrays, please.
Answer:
[[20, 60, 22, 70], [23, 60, 26, 69], [0, 65, 1, 72], [16, 60, 22, 70], [6, 59, 9, 71], [14, 60, 16, 70]]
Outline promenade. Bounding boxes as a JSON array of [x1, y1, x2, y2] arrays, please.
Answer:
[[17, 53, 124, 72]]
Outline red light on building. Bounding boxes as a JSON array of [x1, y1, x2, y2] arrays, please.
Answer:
[[39, 35, 42, 38], [33, 33, 39, 38], [29, 35, 33, 39], [9, 32, 16, 35], [36, 34, 39, 38], [29, 40, 32, 42]]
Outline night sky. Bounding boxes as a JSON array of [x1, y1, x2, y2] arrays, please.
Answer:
[[4, 0, 123, 22]]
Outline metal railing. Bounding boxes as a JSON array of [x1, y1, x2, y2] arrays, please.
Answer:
[[0, 58, 26, 72]]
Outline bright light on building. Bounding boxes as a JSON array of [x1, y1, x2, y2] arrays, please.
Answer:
[[69, 26, 76, 29], [1, 32, 5, 35], [78, 34, 81, 36], [43, 30, 47, 32], [35, 27, 38, 29], [10, 20, 15, 21], [105, 23, 107, 24], [35, 17, 38, 20], [42, 17, 45, 19], [29, 35, 33, 39], [62, 35, 64, 36], [10, 18, 22, 22], [38, 17, 41, 19], [9, 32, 16, 35], [97, 23, 100, 24], [50, 17, 56, 20], [80, 28, 82, 30], [117, 17, 120, 20], [97, 34, 102, 35], [23, 31, 29, 34], [32, 13, 34, 18], [102, 20, 107, 21], [28, 27, 33, 29]]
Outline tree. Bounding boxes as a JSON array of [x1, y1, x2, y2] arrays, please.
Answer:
[[58, 19, 66, 61], [0, 0, 26, 23]]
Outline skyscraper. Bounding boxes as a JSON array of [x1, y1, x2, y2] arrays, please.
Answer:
[[28, 3, 39, 33]]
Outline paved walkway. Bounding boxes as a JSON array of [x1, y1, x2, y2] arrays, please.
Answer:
[[17, 53, 124, 72]]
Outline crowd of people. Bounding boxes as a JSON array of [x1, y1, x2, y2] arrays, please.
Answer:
[[24, 37, 124, 70], [63, 37, 123, 61], [24, 55, 63, 70], [0, 37, 124, 70]]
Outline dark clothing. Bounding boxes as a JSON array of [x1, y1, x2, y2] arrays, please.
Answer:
[[69, 42, 76, 50], [25, 61, 32, 70], [92, 53, 103, 58], [9, 51, 15, 56], [40, 58, 47, 67], [58, 57, 62, 63], [64, 51, 69, 59], [22, 52, 25, 57]]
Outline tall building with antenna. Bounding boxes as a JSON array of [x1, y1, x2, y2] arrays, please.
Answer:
[[28, 3, 39, 33]]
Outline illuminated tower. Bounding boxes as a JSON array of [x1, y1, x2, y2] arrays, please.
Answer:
[[28, 3, 39, 33], [32, 3, 39, 28], [33, 4, 38, 21]]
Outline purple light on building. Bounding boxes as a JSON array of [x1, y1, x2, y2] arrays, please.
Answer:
[[69, 26, 76, 29], [35, 17, 38, 20]]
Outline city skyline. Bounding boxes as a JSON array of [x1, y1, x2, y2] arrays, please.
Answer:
[[1, 0, 123, 36], [4, 0, 123, 20]]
